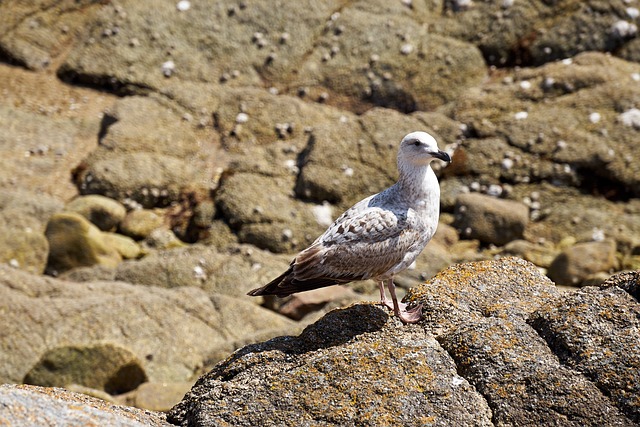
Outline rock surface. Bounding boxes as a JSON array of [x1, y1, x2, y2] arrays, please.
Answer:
[[548, 240, 619, 286], [44, 212, 122, 275], [0, 384, 170, 427], [1, 0, 640, 423], [453, 192, 529, 246], [170, 258, 639, 426], [0, 265, 295, 387], [23, 343, 147, 395]]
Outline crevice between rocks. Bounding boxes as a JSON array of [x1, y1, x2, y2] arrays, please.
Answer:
[[431, 333, 496, 427]]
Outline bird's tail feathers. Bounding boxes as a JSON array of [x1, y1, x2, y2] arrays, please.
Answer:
[[247, 265, 350, 298]]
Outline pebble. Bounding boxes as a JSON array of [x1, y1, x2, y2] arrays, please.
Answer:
[[284, 159, 298, 174]]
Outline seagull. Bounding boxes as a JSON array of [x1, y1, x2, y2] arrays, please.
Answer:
[[248, 131, 451, 323]]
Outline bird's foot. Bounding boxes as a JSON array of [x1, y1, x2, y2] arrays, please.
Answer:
[[396, 302, 423, 324], [380, 300, 423, 324]]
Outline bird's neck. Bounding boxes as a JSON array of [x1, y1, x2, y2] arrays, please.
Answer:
[[395, 162, 440, 212]]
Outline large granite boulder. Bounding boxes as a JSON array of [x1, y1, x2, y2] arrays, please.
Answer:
[[169, 258, 640, 426]]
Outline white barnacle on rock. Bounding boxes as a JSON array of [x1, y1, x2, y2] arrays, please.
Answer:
[[589, 112, 601, 124], [618, 108, 640, 129], [235, 112, 249, 124], [611, 20, 638, 38], [451, 376, 465, 386], [193, 265, 207, 280], [176, 0, 191, 11], [161, 60, 175, 77], [519, 80, 531, 90], [282, 228, 294, 241], [591, 228, 605, 242], [502, 0, 514, 8], [284, 159, 299, 174], [501, 157, 514, 170], [627, 7, 640, 19], [486, 184, 503, 197], [514, 111, 528, 120], [400, 43, 414, 55], [312, 202, 333, 227]]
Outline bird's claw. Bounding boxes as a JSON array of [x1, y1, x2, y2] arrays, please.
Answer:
[[380, 300, 423, 324]]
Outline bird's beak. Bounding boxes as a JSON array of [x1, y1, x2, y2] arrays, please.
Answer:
[[433, 150, 452, 163]]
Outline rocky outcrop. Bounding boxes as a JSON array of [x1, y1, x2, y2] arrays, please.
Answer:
[[1, 1, 640, 422], [169, 258, 640, 426]]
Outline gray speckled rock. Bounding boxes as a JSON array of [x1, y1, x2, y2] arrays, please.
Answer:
[[450, 52, 640, 198], [431, 0, 636, 66], [113, 244, 290, 298], [547, 240, 619, 286], [530, 285, 640, 423], [169, 305, 493, 427], [75, 95, 220, 209], [442, 316, 632, 426], [293, 6, 486, 112], [0, 384, 169, 427], [453, 192, 529, 246], [170, 258, 638, 426]]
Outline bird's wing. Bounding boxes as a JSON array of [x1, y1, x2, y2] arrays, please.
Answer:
[[293, 206, 423, 282]]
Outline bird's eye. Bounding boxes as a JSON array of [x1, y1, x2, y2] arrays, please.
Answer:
[[413, 140, 422, 146]]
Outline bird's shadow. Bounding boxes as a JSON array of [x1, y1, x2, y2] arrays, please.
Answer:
[[206, 303, 390, 382]]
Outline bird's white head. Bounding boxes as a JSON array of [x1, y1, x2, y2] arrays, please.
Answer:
[[398, 131, 451, 168]]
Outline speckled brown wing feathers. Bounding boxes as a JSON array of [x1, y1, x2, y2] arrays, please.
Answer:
[[247, 207, 423, 297]]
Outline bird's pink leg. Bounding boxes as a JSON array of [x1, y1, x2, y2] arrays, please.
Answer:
[[385, 279, 423, 324], [378, 281, 394, 310]]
